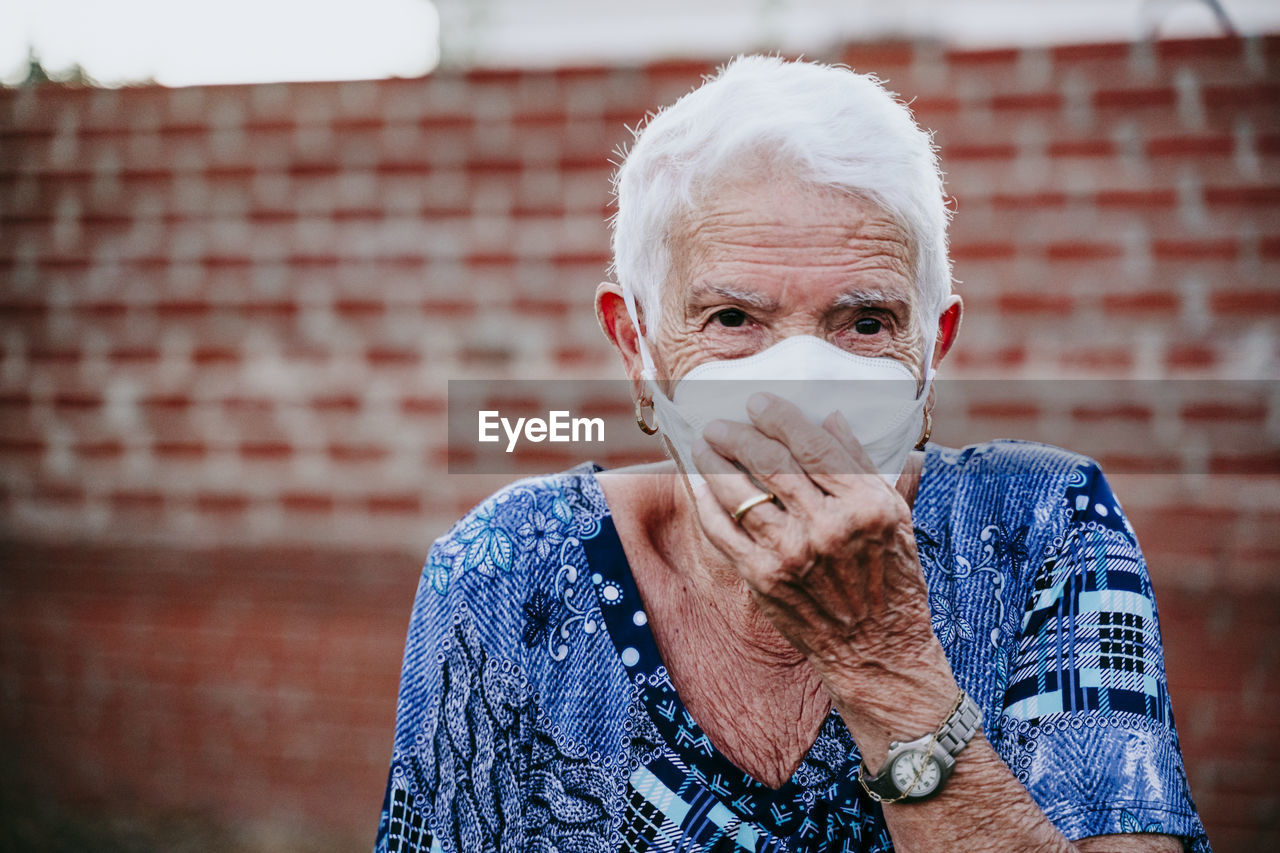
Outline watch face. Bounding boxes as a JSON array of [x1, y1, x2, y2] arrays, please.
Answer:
[[890, 751, 942, 797]]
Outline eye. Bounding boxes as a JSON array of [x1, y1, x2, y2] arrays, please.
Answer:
[[711, 308, 749, 328], [853, 317, 883, 335]]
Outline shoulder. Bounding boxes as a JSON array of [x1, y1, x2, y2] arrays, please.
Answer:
[[915, 441, 1125, 602], [923, 439, 1103, 528], [423, 462, 609, 599], [932, 438, 1098, 484]]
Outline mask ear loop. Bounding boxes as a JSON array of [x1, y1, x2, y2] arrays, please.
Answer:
[[916, 314, 939, 448], [622, 286, 663, 439], [920, 315, 939, 399], [622, 286, 658, 382]]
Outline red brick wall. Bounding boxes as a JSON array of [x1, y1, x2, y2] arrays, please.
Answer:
[[1, 36, 1277, 851]]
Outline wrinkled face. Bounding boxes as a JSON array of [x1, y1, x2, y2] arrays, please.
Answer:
[[648, 173, 929, 396]]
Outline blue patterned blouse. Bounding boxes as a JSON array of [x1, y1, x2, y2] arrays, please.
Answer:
[[376, 441, 1211, 852]]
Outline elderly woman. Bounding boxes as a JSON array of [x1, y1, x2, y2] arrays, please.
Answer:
[[376, 57, 1210, 853]]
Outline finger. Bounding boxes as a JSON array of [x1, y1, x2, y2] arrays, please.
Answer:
[[691, 437, 787, 536], [820, 410, 878, 475], [691, 480, 756, 561], [744, 392, 858, 494], [700, 418, 822, 509]]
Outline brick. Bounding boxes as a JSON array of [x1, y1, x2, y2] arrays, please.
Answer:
[[908, 95, 961, 114], [1050, 42, 1131, 62], [76, 440, 125, 459], [366, 494, 422, 515], [0, 438, 47, 454], [839, 42, 915, 71], [1166, 344, 1218, 369], [1201, 82, 1280, 109], [107, 490, 164, 511], [967, 401, 1041, 420], [988, 191, 1068, 209], [1095, 188, 1178, 208], [52, 391, 103, 409], [1152, 239, 1238, 260], [1092, 452, 1181, 474], [1044, 242, 1123, 261], [997, 293, 1074, 314], [154, 442, 207, 460], [333, 299, 385, 317], [1210, 290, 1280, 314], [1154, 37, 1245, 61], [239, 441, 292, 460], [1181, 402, 1268, 423], [365, 346, 419, 366], [280, 492, 336, 513], [1071, 403, 1154, 423], [1203, 186, 1280, 206], [991, 92, 1062, 111], [950, 242, 1015, 260], [1146, 136, 1234, 157], [1093, 88, 1177, 109], [420, 299, 476, 317], [327, 443, 388, 464], [311, 394, 361, 413], [947, 46, 1020, 66], [194, 493, 251, 514], [1060, 346, 1135, 371], [400, 397, 445, 416], [1101, 291, 1179, 313], [108, 346, 161, 363], [943, 142, 1017, 160], [31, 484, 87, 505], [1210, 454, 1280, 475], [948, 345, 1026, 370], [512, 297, 571, 316], [191, 347, 239, 366]]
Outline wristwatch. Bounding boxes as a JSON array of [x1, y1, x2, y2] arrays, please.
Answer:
[[858, 690, 983, 802]]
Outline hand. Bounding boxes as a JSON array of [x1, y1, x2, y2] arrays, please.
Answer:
[[690, 391, 938, 678]]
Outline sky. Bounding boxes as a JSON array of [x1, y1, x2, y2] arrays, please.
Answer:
[[2, 0, 1276, 87], [0, 0, 440, 86]]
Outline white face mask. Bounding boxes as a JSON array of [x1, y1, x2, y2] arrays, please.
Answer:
[[623, 287, 936, 490]]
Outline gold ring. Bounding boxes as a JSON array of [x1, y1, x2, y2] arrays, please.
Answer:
[[731, 491, 775, 523]]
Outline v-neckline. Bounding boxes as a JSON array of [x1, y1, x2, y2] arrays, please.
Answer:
[[577, 446, 941, 831]]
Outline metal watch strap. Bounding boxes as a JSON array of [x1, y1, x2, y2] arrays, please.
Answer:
[[935, 691, 983, 757], [859, 689, 983, 802]]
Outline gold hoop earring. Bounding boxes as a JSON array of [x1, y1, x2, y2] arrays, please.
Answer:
[[915, 405, 933, 450], [635, 397, 659, 435]]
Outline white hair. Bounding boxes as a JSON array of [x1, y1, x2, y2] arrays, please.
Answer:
[[610, 54, 953, 336]]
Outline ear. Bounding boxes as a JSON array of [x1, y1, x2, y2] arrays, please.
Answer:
[[595, 281, 649, 395], [932, 294, 963, 368]]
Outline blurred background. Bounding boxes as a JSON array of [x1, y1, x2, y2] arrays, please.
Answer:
[[1, 1, 1277, 850]]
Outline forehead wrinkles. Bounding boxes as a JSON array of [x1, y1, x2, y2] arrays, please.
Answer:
[[671, 208, 913, 294], [658, 180, 919, 323]]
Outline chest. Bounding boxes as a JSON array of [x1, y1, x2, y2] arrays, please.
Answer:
[[639, 572, 834, 789]]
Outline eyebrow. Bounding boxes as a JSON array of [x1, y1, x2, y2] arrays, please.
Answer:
[[831, 288, 911, 311], [690, 282, 910, 313], [688, 283, 780, 312]]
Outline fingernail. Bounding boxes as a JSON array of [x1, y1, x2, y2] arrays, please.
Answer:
[[703, 421, 728, 442], [746, 392, 769, 416]]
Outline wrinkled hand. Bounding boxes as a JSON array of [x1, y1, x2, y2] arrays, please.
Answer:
[[691, 391, 938, 677]]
